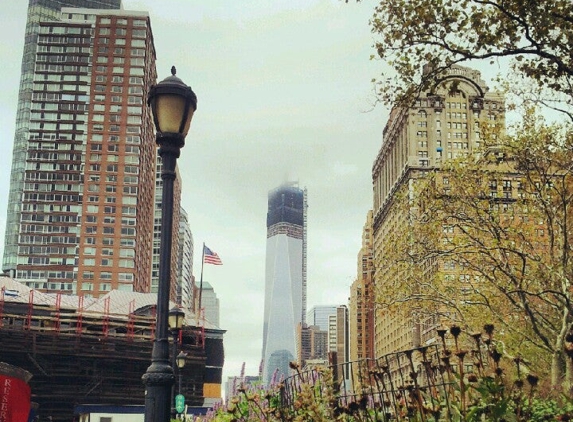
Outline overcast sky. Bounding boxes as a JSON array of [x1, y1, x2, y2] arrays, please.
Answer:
[[0, 0, 389, 391]]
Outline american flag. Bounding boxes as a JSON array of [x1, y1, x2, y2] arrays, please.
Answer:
[[203, 245, 223, 265]]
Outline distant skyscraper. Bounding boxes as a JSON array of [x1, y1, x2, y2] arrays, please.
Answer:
[[307, 305, 337, 332], [151, 160, 182, 300], [349, 210, 375, 362], [177, 207, 194, 310], [261, 183, 307, 384], [2, 2, 163, 297], [297, 323, 328, 367], [328, 305, 349, 359], [199, 281, 220, 327]]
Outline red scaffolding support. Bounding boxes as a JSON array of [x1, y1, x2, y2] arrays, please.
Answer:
[[55, 292, 61, 335], [103, 297, 110, 338], [0, 287, 4, 328], [25, 290, 34, 330], [127, 299, 135, 340], [76, 295, 84, 335]]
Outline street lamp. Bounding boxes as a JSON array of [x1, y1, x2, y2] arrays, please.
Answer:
[[169, 306, 185, 333], [169, 306, 185, 418], [176, 351, 187, 412], [142, 67, 197, 422]]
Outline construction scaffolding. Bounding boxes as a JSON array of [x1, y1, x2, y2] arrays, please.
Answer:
[[0, 277, 225, 422]]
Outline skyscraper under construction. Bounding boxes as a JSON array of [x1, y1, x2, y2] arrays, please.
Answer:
[[261, 183, 307, 384]]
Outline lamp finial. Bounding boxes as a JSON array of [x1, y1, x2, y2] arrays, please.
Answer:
[[171, 66, 176, 76]]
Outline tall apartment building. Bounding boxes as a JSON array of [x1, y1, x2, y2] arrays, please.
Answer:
[[2, 2, 174, 297], [261, 183, 307, 385], [3, 0, 121, 284], [348, 210, 374, 362], [328, 305, 349, 369], [177, 206, 194, 310], [371, 65, 504, 357], [150, 156, 182, 301]]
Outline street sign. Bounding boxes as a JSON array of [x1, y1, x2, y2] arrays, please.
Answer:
[[175, 394, 185, 413]]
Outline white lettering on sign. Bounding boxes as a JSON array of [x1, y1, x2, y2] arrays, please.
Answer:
[[0, 378, 13, 422]]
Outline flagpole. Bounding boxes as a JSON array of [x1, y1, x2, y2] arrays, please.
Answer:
[[198, 242, 205, 316]]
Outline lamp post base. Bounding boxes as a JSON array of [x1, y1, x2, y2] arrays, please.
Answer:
[[142, 361, 175, 422]]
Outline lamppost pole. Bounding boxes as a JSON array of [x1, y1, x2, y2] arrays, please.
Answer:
[[142, 66, 197, 422], [169, 307, 185, 419], [176, 351, 187, 417], [171, 329, 178, 417]]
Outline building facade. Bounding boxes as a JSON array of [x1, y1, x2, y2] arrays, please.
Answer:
[[177, 206, 194, 310], [2, 0, 122, 279], [371, 65, 504, 357], [348, 210, 374, 362], [297, 323, 329, 367], [150, 157, 182, 300], [198, 281, 220, 327], [306, 305, 337, 332], [261, 183, 307, 385], [1, 2, 173, 297], [328, 306, 349, 360]]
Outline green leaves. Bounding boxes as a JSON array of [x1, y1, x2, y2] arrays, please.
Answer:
[[367, 0, 573, 111]]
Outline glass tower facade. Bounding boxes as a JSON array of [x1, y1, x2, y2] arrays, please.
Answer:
[[2, 1, 165, 297], [3, 0, 122, 276], [261, 183, 307, 385]]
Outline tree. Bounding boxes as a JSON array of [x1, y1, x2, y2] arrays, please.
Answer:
[[377, 110, 573, 389], [367, 0, 573, 117]]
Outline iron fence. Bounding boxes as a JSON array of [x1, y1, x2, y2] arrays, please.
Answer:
[[281, 344, 455, 421]]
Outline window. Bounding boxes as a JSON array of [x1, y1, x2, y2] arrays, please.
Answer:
[[83, 247, 96, 256], [119, 259, 135, 268], [121, 238, 135, 247], [121, 227, 136, 236], [120, 249, 135, 258], [122, 206, 136, 215], [119, 273, 134, 281]]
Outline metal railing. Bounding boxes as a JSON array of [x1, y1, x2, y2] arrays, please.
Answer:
[[281, 344, 453, 421]]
